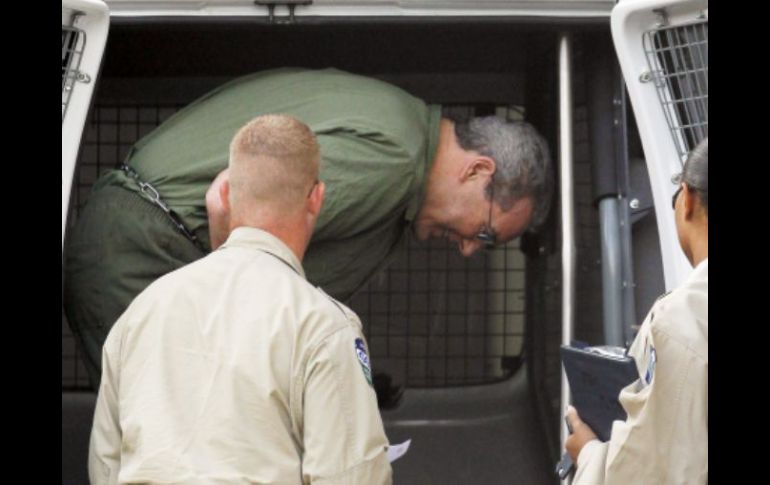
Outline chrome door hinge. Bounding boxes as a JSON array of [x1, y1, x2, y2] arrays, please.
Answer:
[[254, 0, 313, 25]]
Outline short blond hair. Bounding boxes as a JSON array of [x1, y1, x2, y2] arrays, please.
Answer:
[[229, 114, 320, 212]]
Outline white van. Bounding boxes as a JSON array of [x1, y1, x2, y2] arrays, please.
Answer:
[[62, 1, 707, 483]]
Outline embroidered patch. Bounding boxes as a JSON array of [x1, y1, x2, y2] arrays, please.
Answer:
[[355, 338, 373, 387], [644, 346, 657, 385]]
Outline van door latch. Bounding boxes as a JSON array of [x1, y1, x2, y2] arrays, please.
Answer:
[[254, 0, 312, 25]]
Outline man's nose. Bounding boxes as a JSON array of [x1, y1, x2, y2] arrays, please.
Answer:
[[458, 239, 482, 257]]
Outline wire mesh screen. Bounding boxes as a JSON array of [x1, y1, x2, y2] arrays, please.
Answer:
[[352, 237, 526, 388], [62, 100, 528, 390], [643, 19, 708, 162], [62, 26, 86, 123]]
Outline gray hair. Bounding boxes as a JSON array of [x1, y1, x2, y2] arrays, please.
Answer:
[[454, 117, 553, 228], [682, 137, 708, 215]]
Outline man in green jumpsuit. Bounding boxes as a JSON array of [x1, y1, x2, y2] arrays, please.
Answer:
[[64, 67, 553, 387]]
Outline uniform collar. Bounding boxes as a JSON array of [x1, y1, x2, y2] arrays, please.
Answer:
[[220, 227, 306, 279], [691, 257, 708, 280]]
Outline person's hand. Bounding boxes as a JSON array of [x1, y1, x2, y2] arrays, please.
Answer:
[[565, 405, 598, 462]]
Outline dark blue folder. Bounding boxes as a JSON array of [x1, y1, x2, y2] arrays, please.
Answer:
[[560, 345, 639, 441]]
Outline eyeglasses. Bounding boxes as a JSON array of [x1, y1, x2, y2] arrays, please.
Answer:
[[476, 183, 497, 249], [671, 184, 684, 210]]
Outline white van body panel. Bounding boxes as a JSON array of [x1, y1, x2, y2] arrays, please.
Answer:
[[104, 0, 615, 17], [62, 0, 110, 250]]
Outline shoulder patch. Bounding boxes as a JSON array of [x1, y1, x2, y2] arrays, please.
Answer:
[[644, 346, 657, 385], [355, 338, 373, 387]]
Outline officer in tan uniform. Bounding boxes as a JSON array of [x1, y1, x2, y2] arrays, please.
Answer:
[[88, 114, 393, 484], [565, 138, 708, 485]]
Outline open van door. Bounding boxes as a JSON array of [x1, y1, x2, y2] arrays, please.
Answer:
[[611, 0, 707, 290], [62, 2, 109, 483], [62, 0, 109, 250]]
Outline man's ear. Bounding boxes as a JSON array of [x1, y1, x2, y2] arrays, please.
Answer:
[[206, 168, 231, 250], [219, 174, 231, 214], [681, 184, 696, 220], [460, 155, 496, 182], [307, 181, 325, 217]]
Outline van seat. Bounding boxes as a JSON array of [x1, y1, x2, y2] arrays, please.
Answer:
[[62, 392, 96, 485]]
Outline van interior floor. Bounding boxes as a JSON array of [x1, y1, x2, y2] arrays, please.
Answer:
[[382, 364, 553, 484]]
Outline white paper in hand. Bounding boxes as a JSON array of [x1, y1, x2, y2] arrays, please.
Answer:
[[387, 439, 411, 463]]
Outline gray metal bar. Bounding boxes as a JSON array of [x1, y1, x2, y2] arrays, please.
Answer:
[[613, 79, 637, 346], [558, 33, 575, 477], [618, 200, 637, 345], [599, 198, 624, 347], [589, 43, 628, 349]]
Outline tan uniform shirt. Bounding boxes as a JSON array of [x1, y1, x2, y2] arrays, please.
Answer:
[[575, 259, 708, 485], [89, 227, 392, 485]]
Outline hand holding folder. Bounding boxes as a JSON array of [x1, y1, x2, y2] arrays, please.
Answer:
[[560, 344, 639, 441]]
